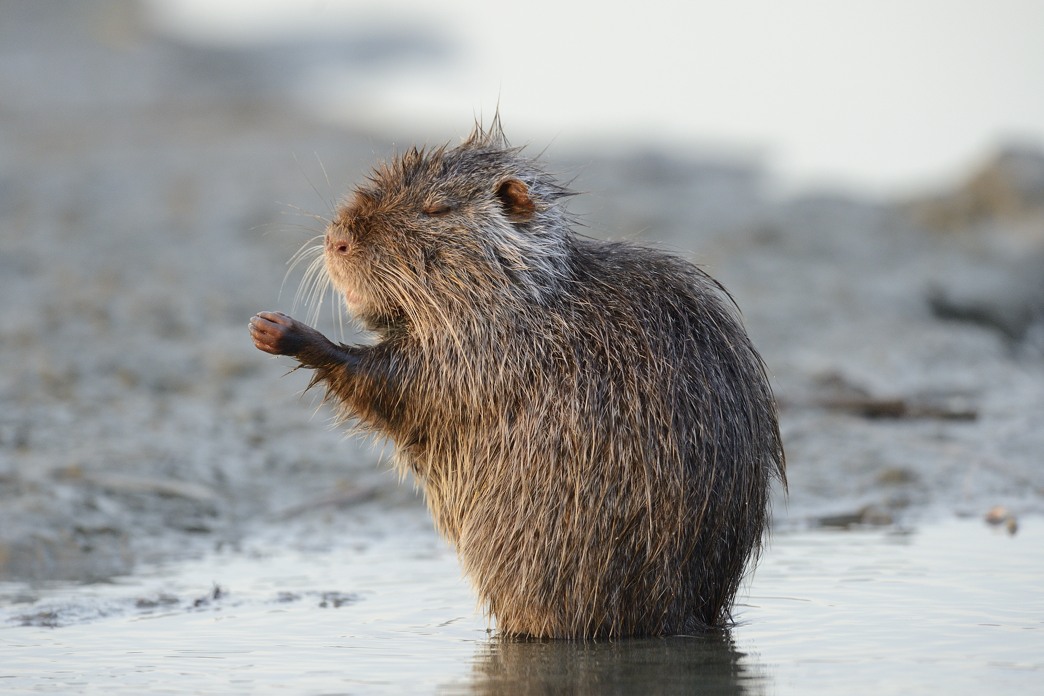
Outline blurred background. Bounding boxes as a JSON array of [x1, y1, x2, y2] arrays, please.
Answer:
[[147, 0, 1044, 196], [2, 0, 1043, 585]]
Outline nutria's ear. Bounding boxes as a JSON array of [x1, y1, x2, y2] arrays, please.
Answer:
[[495, 178, 536, 223]]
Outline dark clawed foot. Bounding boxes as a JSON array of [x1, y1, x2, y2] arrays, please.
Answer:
[[250, 311, 323, 358]]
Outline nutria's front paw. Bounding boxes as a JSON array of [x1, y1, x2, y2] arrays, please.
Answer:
[[250, 311, 325, 358]]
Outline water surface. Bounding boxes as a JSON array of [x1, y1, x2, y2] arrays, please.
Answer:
[[2, 513, 1040, 695]]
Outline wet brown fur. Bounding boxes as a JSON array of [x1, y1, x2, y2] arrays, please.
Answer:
[[250, 118, 785, 639]]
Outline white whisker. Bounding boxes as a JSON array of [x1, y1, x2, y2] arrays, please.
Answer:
[[280, 236, 325, 304], [291, 151, 338, 215], [314, 152, 332, 195], [276, 200, 331, 226], [297, 253, 330, 327]]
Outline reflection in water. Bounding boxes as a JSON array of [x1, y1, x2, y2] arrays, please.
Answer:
[[456, 630, 765, 695]]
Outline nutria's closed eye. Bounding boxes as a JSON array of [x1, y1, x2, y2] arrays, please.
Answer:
[[423, 203, 454, 216]]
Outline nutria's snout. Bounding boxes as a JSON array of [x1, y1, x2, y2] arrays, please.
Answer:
[[322, 228, 365, 317], [325, 232, 349, 256], [254, 119, 785, 639]]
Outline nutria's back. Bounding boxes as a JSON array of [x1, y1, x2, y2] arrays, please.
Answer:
[[250, 119, 785, 639]]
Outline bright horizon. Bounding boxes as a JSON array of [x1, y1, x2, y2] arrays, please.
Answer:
[[146, 0, 1044, 196]]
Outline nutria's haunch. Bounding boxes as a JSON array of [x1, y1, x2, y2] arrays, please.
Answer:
[[250, 120, 785, 639]]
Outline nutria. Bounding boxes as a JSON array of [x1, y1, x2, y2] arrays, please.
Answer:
[[249, 119, 785, 639]]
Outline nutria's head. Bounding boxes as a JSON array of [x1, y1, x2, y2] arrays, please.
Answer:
[[321, 123, 575, 333]]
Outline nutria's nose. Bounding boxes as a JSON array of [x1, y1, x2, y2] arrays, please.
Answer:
[[325, 234, 350, 255]]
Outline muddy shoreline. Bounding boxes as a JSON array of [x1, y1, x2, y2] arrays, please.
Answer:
[[2, 1, 1043, 586]]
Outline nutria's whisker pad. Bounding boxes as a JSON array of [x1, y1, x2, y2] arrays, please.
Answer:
[[250, 119, 785, 639]]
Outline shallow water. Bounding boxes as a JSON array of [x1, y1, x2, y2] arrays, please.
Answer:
[[2, 513, 1040, 695]]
